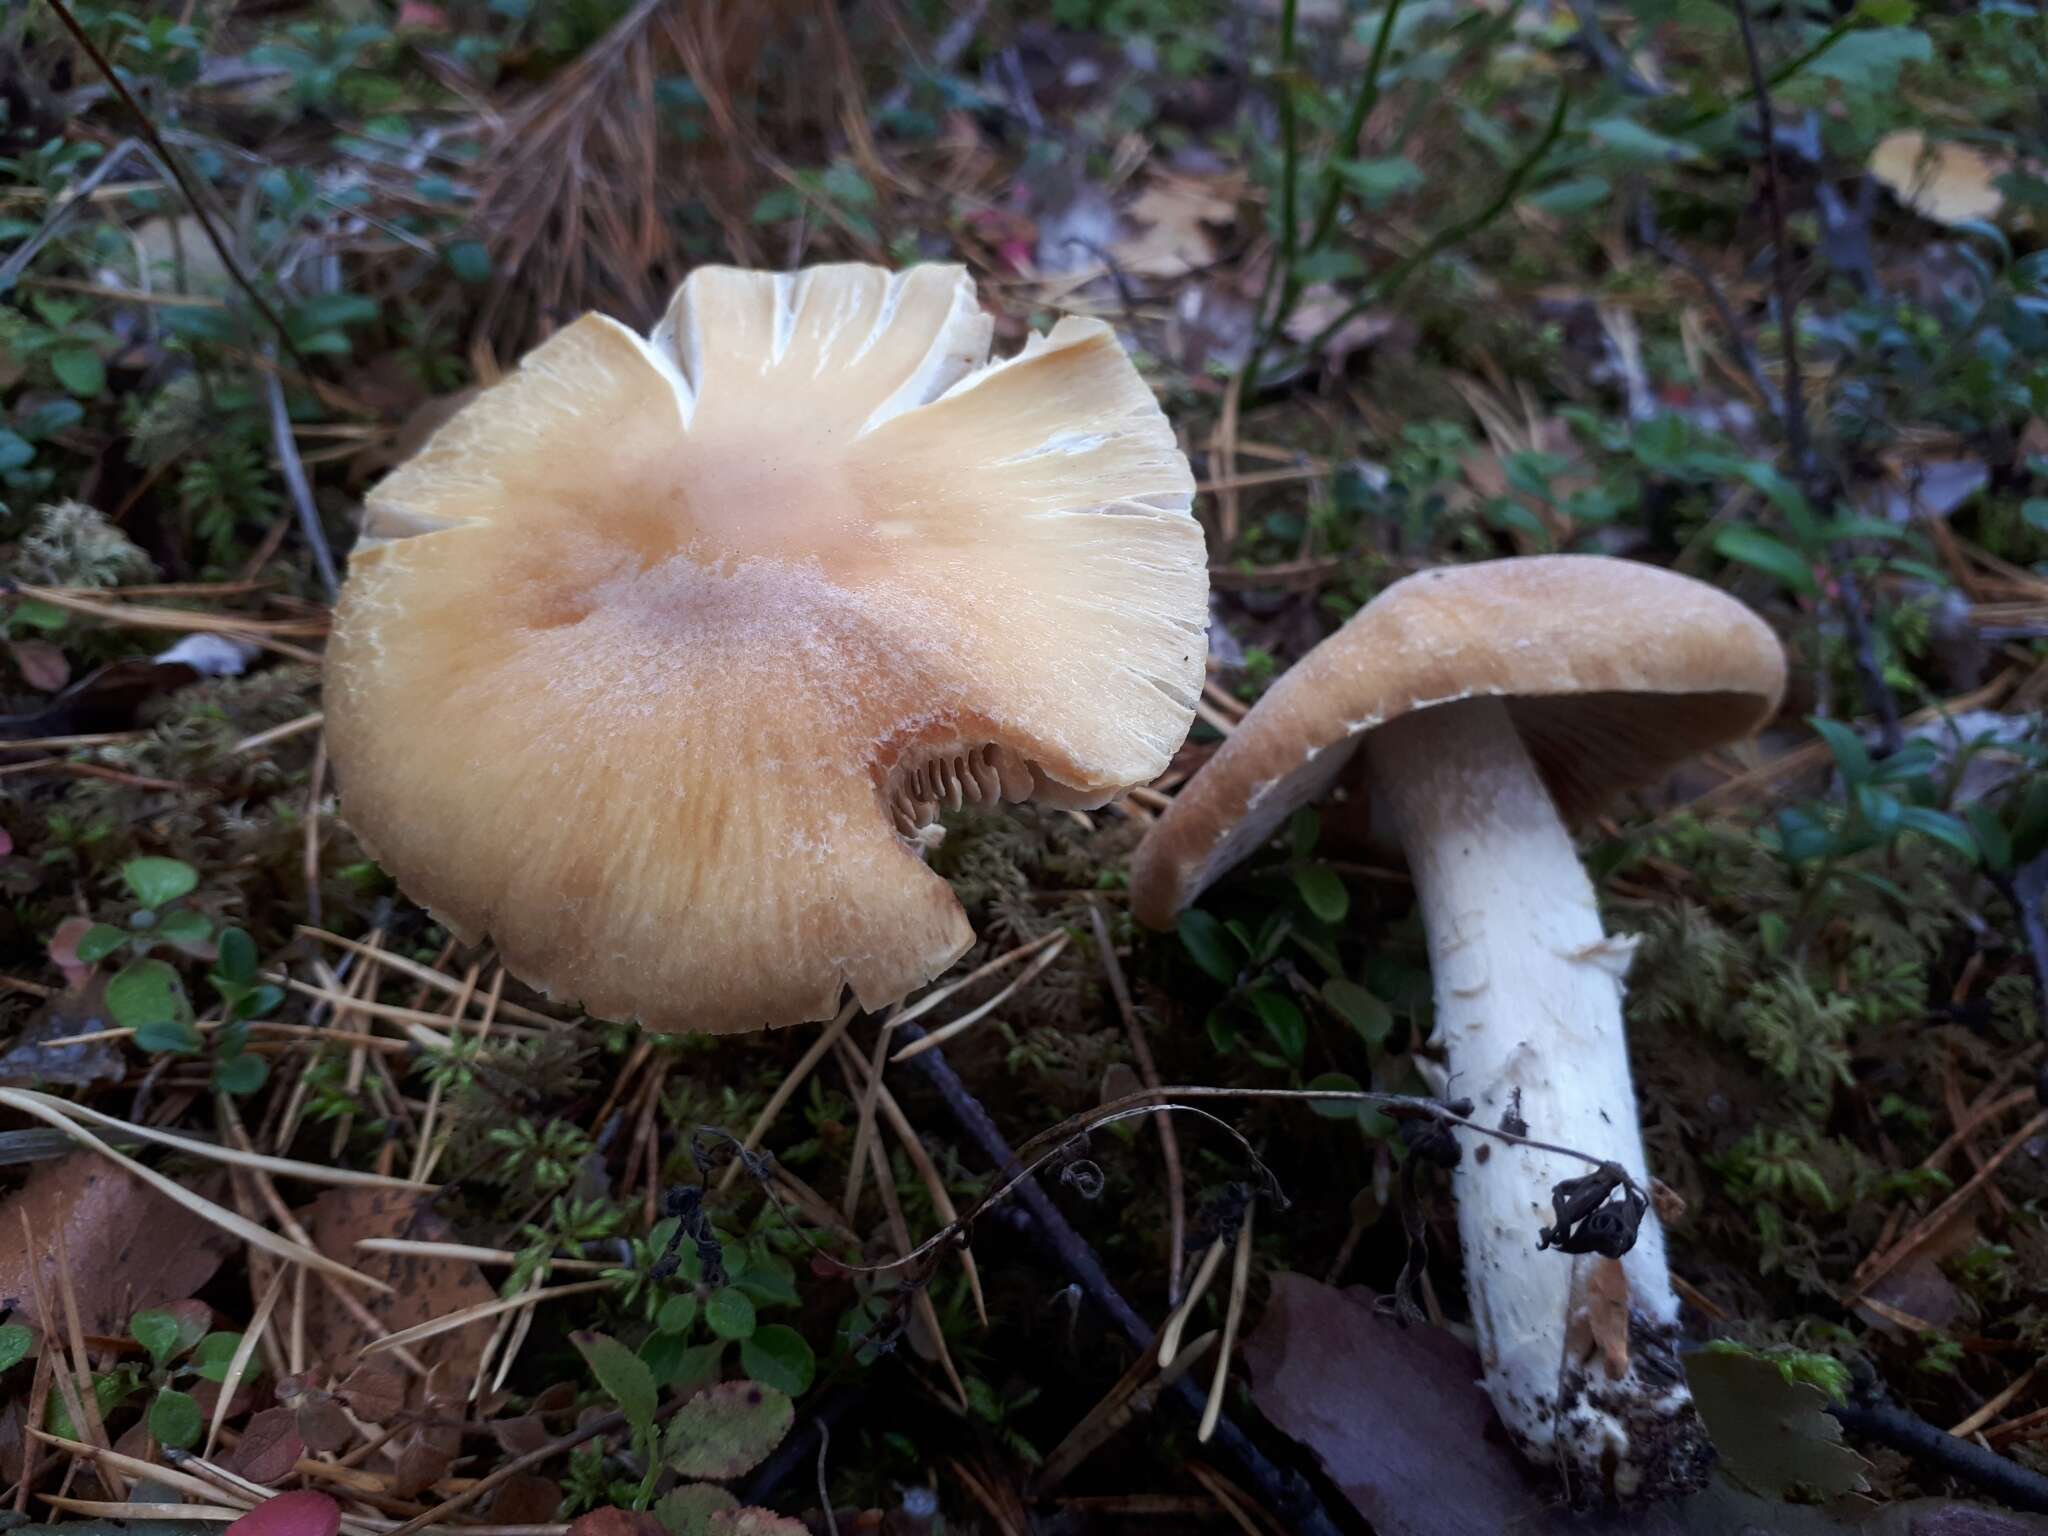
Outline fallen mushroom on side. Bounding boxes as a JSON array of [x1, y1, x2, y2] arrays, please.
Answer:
[[326, 263, 1207, 1034], [1131, 555, 1787, 1504]]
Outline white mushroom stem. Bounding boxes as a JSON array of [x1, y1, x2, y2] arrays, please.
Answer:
[[1363, 695, 1710, 1503]]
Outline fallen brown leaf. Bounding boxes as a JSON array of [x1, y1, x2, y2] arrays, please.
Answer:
[[1111, 174, 1239, 278], [293, 1187, 497, 1395], [229, 1405, 307, 1485], [0, 1154, 235, 1334]]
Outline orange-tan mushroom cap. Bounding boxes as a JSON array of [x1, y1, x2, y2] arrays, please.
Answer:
[[1129, 555, 1785, 928], [326, 263, 1206, 1033]]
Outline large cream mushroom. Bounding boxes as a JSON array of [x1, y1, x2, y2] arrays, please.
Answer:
[[1132, 555, 1786, 1503], [327, 263, 1206, 1034]]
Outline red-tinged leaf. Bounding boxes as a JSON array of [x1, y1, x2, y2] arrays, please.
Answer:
[[225, 1490, 340, 1536], [708, 1513, 807, 1536], [486, 1474, 562, 1525], [294, 1392, 354, 1453], [336, 1361, 405, 1424], [568, 1508, 665, 1536], [7, 639, 70, 693], [490, 1413, 553, 1456], [390, 1433, 456, 1499], [228, 1406, 306, 1485], [46, 916, 95, 989], [663, 1381, 794, 1480]]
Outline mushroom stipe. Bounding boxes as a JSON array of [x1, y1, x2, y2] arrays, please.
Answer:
[[1131, 554, 1787, 1506]]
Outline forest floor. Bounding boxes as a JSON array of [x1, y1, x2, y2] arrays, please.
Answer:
[[2, 0, 2048, 1532]]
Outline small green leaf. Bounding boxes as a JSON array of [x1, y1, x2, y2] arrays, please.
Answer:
[[739, 1325, 814, 1396], [1292, 865, 1349, 924], [733, 1250, 798, 1309], [0, 1323, 34, 1373], [0, 429, 33, 473], [1714, 526, 1817, 593], [1322, 978, 1391, 1045], [1287, 808, 1321, 861], [156, 909, 213, 946], [108, 958, 192, 1031], [1177, 909, 1240, 985], [1966, 807, 2012, 876], [1526, 175, 1611, 214], [640, 1328, 689, 1386], [148, 1387, 203, 1450], [192, 1331, 245, 1383], [1803, 27, 1930, 91], [235, 984, 285, 1020], [1588, 114, 1701, 165], [664, 1380, 795, 1479], [213, 1052, 269, 1096], [573, 1330, 658, 1442], [1808, 717, 1871, 785], [50, 347, 105, 398], [215, 927, 258, 984], [75, 924, 130, 963], [136, 1017, 204, 1055], [654, 1484, 739, 1536], [1249, 990, 1307, 1065], [1895, 806, 1978, 862], [1304, 1072, 1363, 1120], [130, 1309, 183, 1365], [1334, 155, 1423, 205], [657, 1294, 699, 1335], [704, 1288, 756, 1341], [445, 239, 491, 283], [122, 857, 198, 908]]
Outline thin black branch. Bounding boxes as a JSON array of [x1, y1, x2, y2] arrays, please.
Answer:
[[42, 0, 312, 374], [1728, 0, 1902, 753], [1730, 0, 1811, 477], [1294, 82, 1570, 366], [1831, 1397, 2048, 1513], [895, 1022, 1347, 1536], [1565, 0, 1663, 96], [264, 368, 340, 600], [1633, 194, 1778, 414], [2005, 853, 2048, 1025]]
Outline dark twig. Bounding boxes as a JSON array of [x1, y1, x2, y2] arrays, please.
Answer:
[[1730, 0, 1811, 482], [1565, 0, 1663, 96], [895, 1022, 1346, 1536], [1634, 195, 1778, 413], [42, 0, 312, 374], [1831, 1396, 2048, 1513], [1729, 0, 1902, 753], [2005, 853, 2048, 1024], [1089, 901, 1186, 1304], [1307, 0, 1408, 249], [264, 368, 340, 600], [1295, 82, 1570, 365]]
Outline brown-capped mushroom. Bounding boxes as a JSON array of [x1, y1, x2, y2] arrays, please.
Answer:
[[327, 263, 1206, 1034], [1132, 555, 1786, 1503]]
